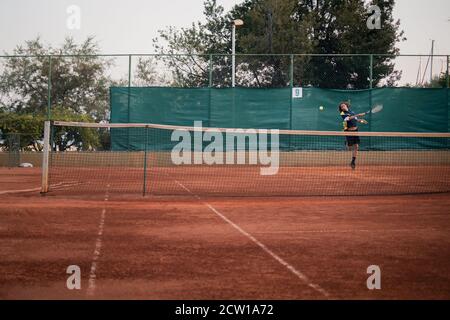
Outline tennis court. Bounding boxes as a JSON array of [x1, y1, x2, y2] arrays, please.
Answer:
[[1, 165, 450, 299], [1, 0, 450, 307]]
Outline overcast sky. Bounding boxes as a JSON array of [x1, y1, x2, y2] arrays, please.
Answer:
[[0, 0, 449, 84]]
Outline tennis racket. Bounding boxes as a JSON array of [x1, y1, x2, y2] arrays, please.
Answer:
[[365, 104, 383, 115]]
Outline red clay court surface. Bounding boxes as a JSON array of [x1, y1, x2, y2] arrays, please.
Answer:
[[1, 167, 450, 299]]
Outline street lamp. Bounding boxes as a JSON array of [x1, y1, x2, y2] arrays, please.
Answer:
[[232, 19, 244, 87]]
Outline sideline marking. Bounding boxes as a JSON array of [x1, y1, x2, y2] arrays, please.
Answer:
[[86, 185, 110, 296], [174, 180, 330, 298]]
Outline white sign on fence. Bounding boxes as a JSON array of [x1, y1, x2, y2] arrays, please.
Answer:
[[292, 87, 303, 99]]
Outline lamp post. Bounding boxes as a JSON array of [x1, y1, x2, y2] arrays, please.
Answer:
[[231, 19, 244, 87]]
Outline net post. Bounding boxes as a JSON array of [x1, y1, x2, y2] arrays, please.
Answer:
[[47, 56, 52, 120], [41, 120, 51, 194]]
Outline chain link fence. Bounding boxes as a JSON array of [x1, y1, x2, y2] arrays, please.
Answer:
[[0, 132, 43, 167], [0, 53, 448, 115], [1, 53, 449, 167]]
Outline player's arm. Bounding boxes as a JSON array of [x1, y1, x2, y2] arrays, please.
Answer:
[[343, 115, 358, 121], [345, 113, 366, 121], [343, 114, 367, 125]]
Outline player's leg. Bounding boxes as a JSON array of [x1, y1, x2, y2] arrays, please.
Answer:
[[351, 144, 358, 169]]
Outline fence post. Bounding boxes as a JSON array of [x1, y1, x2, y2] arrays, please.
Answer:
[[208, 54, 212, 127], [7, 133, 20, 168], [142, 125, 149, 196], [209, 54, 213, 87], [231, 53, 236, 127], [447, 55, 449, 134], [447, 55, 449, 88], [368, 55, 373, 146], [289, 54, 294, 149], [127, 55, 132, 123], [127, 55, 132, 149], [47, 56, 52, 120], [290, 55, 294, 123]]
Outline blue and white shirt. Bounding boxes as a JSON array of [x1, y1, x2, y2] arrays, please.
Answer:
[[340, 110, 358, 131]]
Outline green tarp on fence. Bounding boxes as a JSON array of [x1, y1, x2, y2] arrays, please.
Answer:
[[110, 87, 449, 151]]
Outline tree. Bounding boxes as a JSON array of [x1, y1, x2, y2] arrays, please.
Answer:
[[0, 37, 112, 120], [224, 0, 313, 87], [132, 57, 169, 86], [150, 0, 405, 89], [0, 106, 100, 151], [417, 74, 448, 88], [404, 58, 449, 88], [0, 111, 44, 151], [151, 0, 232, 87]]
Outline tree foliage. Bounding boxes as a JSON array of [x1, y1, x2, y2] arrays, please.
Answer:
[[151, 1, 232, 87], [149, 0, 405, 88], [0, 111, 44, 151], [132, 57, 169, 86], [0, 107, 101, 151], [418, 74, 448, 88], [0, 37, 112, 120]]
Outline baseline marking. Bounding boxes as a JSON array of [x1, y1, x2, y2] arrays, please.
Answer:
[[0, 182, 82, 195]]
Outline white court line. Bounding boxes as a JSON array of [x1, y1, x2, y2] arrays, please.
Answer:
[[173, 180, 330, 299], [257, 228, 437, 234], [0, 187, 41, 195], [86, 185, 110, 297], [0, 182, 82, 195]]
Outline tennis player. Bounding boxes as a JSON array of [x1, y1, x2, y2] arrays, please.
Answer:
[[338, 102, 368, 169]]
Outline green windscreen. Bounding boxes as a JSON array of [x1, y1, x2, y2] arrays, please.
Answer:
[[110, 87, 450, 151]]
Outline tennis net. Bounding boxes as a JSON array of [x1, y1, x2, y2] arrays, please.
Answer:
[[41, 121, 450, 197]]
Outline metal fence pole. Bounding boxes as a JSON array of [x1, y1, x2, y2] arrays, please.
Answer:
[[127, 54, 132, 122], [447, 55, 449, 134], [142, 126, 149, 196], [7, 133, 20, 167], [368, 55, 373, 145], [231, 53, 236, 127], [208, 54, 213, 127], [289, 54, 294, 149], [209, 54, 213, 87], [47, 56, 52, 120], [127, 55, 132, 149], [289, 55, 294, 124], [447, 55, 449, 88], [232, 26, 236, 87]]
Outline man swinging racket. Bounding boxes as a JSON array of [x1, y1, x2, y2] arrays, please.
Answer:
[[338, 101, 368, 169]]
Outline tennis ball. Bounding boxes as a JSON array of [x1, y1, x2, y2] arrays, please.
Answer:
[[319, 106, 324, 111]]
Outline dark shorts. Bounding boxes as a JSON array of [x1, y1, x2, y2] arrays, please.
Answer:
[[345, 135, 360, 147]]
